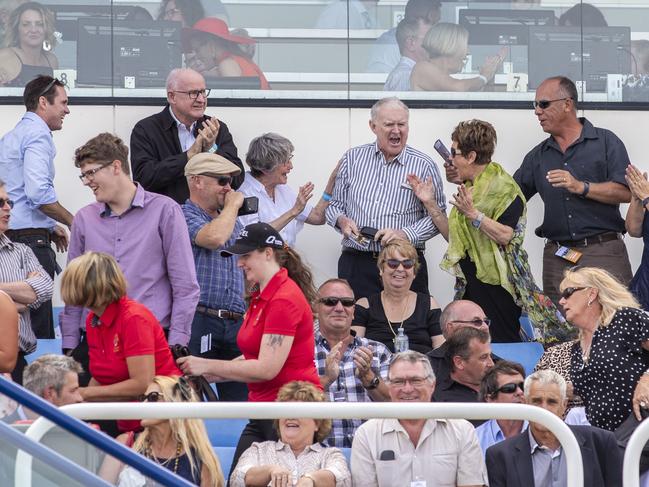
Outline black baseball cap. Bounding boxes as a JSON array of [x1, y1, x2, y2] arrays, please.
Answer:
[[221, 222, 285, 256]]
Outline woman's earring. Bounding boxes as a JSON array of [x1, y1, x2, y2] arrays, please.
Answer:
[[587, 300, 593, 307]]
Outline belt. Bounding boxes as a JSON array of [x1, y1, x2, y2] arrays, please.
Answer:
[[196, 305, 243, 320], [551, 231, 620, 248], [6, 228, 51, 241], [342, 247, 425, 259]]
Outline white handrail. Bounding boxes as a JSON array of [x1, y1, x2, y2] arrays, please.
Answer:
[[623, 417, 649, 487], [19, 402, 584, 486]]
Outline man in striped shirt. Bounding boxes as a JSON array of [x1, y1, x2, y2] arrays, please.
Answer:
[[0, 179, 53, 384], [325, 96, 447, 299]]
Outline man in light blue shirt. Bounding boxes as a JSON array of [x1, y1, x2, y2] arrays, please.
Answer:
[[384, 18, 431, 91], [475, 360, 528, 455], [0, 75, 72, 339]]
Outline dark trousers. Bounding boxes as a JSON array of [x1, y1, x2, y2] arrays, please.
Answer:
[[338, 248, 429, 300], [5, 231, 56, 339], [543, 237, 633, 307], [188, 310, 248, 402], [229, 419, 278, 481], [10, 352, 27, 385]]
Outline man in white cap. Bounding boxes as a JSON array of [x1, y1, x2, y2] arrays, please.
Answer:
[[182, 152, 249, 401]]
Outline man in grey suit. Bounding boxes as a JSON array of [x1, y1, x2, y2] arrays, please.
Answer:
[[485, 369, 622, 487]]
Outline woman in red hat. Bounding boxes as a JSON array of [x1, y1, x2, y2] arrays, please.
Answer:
[[184, 17, 269, 89]]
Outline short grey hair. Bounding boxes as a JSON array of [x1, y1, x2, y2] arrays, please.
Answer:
[[23, 354, 83, 398], [166, 68, 202, 92], [370, 97, 409, 122], [388, 350, 435, 382], [246, 133, 294, 175], [524, 369, 567, 402]]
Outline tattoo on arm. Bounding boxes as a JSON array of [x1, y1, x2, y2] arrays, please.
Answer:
[[265, 334, 285, 348]]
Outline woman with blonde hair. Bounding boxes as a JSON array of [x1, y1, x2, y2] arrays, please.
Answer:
[[559, 266, 649, 431], [0, 1, 58, 86], [230, 381, 350, 487], [100, 375, 224, 486], [410, 22, 502, 92], [60, 252, 181, 433]]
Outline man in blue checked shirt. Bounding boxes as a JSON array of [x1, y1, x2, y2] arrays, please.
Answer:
[[182, 152, 248, 401], [314, 278, 391, 447], [0, 75, 73, 339], [325, 96, 447, 299]]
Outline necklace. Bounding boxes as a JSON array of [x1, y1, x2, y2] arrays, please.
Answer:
[[381, 292, 412, 338], [146, 438, 182, 474]]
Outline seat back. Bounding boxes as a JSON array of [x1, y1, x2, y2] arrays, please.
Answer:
[[490, 342, 545, 376]]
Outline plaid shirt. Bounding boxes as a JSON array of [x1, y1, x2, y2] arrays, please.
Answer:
[[314, 330, 391, 447]]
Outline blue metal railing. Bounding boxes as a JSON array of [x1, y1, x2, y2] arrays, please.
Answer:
[[0, 375, 193, 487], [0, 420, 111, 486]]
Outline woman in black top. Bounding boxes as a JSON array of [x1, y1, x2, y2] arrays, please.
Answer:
[[353, 239, 443, 354], [561, 266, 649, 431]]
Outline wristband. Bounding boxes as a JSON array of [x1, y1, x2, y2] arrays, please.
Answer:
[[580, 181, 590, 198], [322, 192, 332, 202], [642, 196, 649, 209], [471, 212, 485, 229], [208, 143, 219, 154], [477, 74, 488, 84]]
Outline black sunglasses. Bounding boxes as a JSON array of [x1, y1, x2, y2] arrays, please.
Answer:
[[319, 297, 355, 307], [0, 198, 14, 209], [560, 286, 586, 300], [450, 147, 463, 158], [494, 381, 524, 395], [217, 176, 233, 187], [451, 318, 491, 327], [138, 391, 162, 403], [385, 258, 415, 270], [532, 97, 571, 110]]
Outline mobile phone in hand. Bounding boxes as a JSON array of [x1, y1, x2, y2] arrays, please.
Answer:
[[237, 196, 259, 216], [434, 139, 453, 166]]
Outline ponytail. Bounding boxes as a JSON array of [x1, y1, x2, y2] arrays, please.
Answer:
[[273, 247, 317, 306]]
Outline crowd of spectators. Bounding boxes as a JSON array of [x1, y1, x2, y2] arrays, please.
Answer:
[[0, 59, 648, 485]]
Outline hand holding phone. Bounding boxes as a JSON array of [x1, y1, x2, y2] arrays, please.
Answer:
[[237, 196, 259, 216], [434, 139, 452, 166]]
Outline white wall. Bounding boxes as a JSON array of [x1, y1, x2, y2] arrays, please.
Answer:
[[0, 104, 645, 307]]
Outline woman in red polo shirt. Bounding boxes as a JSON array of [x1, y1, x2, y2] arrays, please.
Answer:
[[60, 252, 181, 432], [177, 222, 320, 470]]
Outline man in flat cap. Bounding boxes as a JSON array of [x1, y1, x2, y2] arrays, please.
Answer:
[[60, 133, 199, 381], [182, 152, 250, 401]]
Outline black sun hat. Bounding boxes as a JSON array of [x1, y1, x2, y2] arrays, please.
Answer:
[[221, 222, 285, 257]]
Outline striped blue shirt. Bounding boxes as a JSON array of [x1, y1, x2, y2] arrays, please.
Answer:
[[182, 199, 246, 313], [325, 142, 446, 251]]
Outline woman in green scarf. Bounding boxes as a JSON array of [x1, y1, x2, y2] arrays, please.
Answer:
[[410, 120, 569, 345]]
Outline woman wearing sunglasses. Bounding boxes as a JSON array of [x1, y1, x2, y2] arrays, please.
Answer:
[[421, 119, 568, 344], [60, 252, 181, 433], [237, 133, 338, 248], [559, 266, 649, 432], [176, 222, 321, 474], [99, 375, 225, 486], [353, 239, 443, 354]]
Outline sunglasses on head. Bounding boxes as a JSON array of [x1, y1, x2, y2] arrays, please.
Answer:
[[0, 198, 14, 209], [560, 286, 586, 300], [319, 297, 355, 307], [532, 97, 571, 110], [494, 381, 524, 395], [138, 391, 162, 403], [385, 258, 415, 270]]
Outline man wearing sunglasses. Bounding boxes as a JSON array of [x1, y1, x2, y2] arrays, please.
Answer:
[[60, 133, 199, 380], [0, 75, 73, 339], [486, 369, 622, 487], [181, 152, 248, 401], [514, 75, 632, 306], [314, 278, 391, 447], [130, 68, 244, 204], [0, 178, 53, 384], [475, 361, 527, 456]]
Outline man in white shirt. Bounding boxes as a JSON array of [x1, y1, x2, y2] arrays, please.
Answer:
[[384, 18, 432, 91], [351, 350, 488, 487]]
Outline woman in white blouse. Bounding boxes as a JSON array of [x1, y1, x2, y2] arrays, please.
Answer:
[[230, 381, 351, 487], [238, 133, 338, 247]]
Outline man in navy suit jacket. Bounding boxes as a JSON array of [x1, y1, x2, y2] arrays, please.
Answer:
[[485, 369, 623, 487]]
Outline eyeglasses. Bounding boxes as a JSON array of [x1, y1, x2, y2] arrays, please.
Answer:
[[79, 162, 113, 181], [164, 7, 181, 16], [494, 381, 524, 395], [450, 147, 463, 158], [0, 198, 14, 209], [385, 259, 415, 270], [319, 297, 355, 307], [532, 97, 571, 110], [216, 176, 232, 187], [560, 286, 586, 300], [451, 318, 491, 327], [138, 391, 162, 403], [172, 89, 211, 100], [388, 376, 430, 387]]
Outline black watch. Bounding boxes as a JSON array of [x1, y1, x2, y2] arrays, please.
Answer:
[[365, 375, 380, 390]]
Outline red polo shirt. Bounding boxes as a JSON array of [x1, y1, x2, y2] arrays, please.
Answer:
[[237, 268, 320, 402], [86, 296, 181, 388]]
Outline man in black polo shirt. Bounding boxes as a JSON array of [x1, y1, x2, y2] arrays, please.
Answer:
[[514, 75, 632, 305]]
